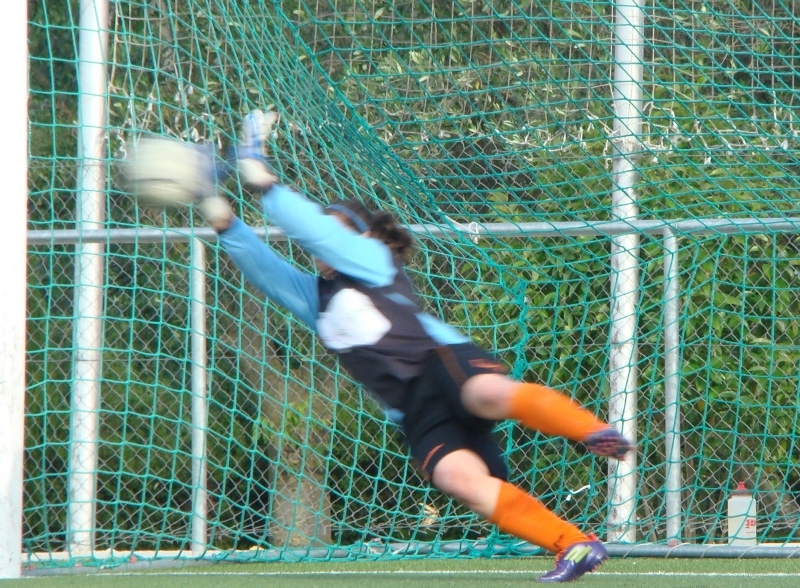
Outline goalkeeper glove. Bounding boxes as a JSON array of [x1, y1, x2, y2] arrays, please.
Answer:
[[122, 137, 219, 208], [196, 195, 233, 227], [234, 109, 279, 190]]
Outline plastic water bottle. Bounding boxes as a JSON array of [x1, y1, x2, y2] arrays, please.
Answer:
[[727, 481, 757, 545]]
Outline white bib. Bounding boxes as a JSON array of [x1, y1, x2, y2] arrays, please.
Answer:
[[317, 288, 391, 351]]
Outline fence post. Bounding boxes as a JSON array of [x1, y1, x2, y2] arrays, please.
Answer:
[[191, 238, 209, 555], [662, 228, 684, 545], [68, 0, 109, 555]]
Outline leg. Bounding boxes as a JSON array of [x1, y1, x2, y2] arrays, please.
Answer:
[[404, 366, 610, 583], [429, 345, 631, 458], [431, 450, 608, 582], [411, 345, 617, 582], [431, 449, 588, 550], [429, 449, 501, 517], [460, 373, 632, 459]]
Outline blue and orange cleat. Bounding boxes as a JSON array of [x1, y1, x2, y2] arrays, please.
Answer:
[[582, 427, 633, 460], [537, 535, 609, 583]]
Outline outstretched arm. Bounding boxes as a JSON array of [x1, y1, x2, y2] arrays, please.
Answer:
[[217, 216, 319, 328], [259, 185, 396, 288], [233, 110, 395, 287]]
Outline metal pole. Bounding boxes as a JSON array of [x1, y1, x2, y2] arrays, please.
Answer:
[[662, 228, 683, 545], [608, 0, 645, 543], [25, 217, 800, 246], [0, 0, 29, 579], [68, 0, 109, 555], [190, 239, 209, 555]]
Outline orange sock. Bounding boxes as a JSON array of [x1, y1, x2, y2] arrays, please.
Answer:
[[508, 383, 607, 442], [489, 481, 589, 553]]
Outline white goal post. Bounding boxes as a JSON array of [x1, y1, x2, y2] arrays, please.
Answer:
[[0, 0, 29, 580]]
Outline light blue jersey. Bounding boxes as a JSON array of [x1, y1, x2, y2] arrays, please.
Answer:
[[217, 185, 469, 346], [217, 185, 473, 414]]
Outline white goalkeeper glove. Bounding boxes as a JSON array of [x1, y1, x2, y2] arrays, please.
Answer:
[[196, 195, 233, 227], [235, 109, 279, 190], [122, 137, 218, 208], [121, 135, 233, 226]]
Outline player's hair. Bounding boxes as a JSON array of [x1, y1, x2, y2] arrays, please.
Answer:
[[325, 199, 415, 264]]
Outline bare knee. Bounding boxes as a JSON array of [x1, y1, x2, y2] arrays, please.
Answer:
[[431, 450, 502, 517], [432, 455, 483, 503], [460, 374, 518, 420]]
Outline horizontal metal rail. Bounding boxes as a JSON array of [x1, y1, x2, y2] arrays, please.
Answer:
[[26, 217, 800, 246]]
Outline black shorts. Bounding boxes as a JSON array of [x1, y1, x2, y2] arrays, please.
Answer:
[[400, 343, 510, 481]]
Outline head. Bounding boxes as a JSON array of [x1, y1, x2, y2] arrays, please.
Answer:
[[316, 199, 415, 277]]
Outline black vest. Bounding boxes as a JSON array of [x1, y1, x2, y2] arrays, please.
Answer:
[[316, 258, 437, 409]]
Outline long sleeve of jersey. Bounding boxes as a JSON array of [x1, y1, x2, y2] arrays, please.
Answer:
[[218, 184, 470, 348], [259, 184, 469, 347], [260, 185, 396, 288], [216, 216, 319, 328]]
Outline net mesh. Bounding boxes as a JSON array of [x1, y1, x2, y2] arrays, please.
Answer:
[[25, 0, 800, 568]]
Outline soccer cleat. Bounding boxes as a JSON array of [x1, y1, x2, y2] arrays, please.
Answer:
[[537, 535, 608, 583], [582, 427, 633, 460]]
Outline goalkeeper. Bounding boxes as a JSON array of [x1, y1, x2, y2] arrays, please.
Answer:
[[155, 111, 633, 583]]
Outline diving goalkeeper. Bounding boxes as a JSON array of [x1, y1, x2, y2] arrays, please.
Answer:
[[139, 111, 634, 583]]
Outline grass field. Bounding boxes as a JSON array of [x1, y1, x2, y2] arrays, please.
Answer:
[[7, 557, 800, 588]]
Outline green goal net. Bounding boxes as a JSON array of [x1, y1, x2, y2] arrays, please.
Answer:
[[25, 0, 800, 570]]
